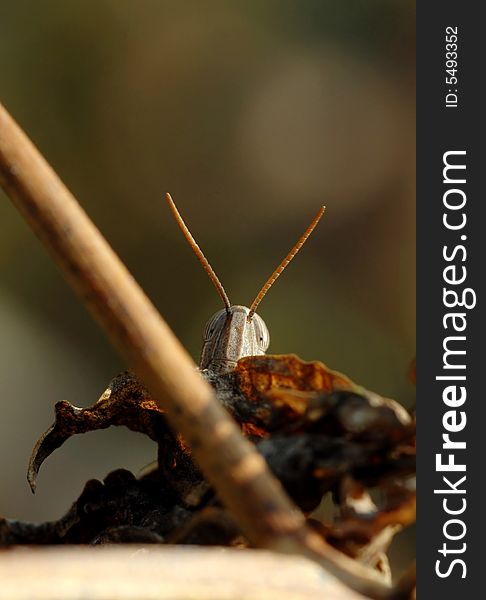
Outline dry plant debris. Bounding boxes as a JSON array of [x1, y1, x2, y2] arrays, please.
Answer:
[[1, 353, 416, 585]]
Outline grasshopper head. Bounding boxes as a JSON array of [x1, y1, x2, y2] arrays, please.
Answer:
[[200, 305, 269, 374], [165, 193, 324, 374]]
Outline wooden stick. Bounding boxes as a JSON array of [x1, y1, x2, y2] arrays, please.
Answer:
[[0, 103, 397, 599]]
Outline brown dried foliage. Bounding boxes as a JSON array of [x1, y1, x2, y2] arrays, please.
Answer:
[[1, 354, 415, 584]]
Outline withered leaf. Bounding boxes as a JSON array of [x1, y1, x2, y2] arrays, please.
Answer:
[[27, 371, 198, 502], [2, 468, 179, 546], [206, 354, 358, 434], [29, 355, 412, 494], [212, 355, 413, 445], [235, 354, 359, 396], [20, 351, 415, 570]]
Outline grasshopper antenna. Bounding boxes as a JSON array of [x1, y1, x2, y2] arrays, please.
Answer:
[[166, 193, 231, 310], [248, 205, 326, 320]]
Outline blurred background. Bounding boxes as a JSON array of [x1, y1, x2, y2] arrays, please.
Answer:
[[0, 0, 415, 570]]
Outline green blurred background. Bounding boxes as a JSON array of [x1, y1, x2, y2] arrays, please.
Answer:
[[0, 0, 415, 569]]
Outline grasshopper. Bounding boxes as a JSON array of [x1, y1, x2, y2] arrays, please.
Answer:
[[166, 194, 325, 374]]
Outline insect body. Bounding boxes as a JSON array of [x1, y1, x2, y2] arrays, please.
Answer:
[[166, 194, 324, 374]]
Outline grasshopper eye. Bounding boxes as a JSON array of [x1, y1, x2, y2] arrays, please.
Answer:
[[252, 313, 270, 351], [203, 308, 227, 342]]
